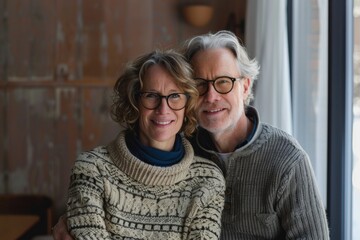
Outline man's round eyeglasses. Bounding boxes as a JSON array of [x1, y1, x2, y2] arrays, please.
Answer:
[[194, 76, 244, 96], [138, 92, 189, 111]]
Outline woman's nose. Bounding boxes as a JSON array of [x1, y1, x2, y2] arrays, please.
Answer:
[[156, 98, 171, 113]]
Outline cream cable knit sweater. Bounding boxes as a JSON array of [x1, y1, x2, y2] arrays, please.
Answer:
[[66, 131, 225, 240]]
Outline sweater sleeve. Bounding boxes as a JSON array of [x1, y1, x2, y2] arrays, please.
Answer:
[[187, 169, 225, 240], [276, 153, 329, 239], [66, 152, 111, 240], [188, 193, 225, 239]]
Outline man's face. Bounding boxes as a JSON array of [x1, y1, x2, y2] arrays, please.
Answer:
[[191, 48, 250, 136]]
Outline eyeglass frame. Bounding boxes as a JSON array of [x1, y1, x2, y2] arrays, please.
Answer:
[[138, 92, 190, 111], [194, 76, 245, 96]]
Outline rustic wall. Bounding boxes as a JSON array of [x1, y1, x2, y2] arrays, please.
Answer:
[[0, 0, 246, 221]]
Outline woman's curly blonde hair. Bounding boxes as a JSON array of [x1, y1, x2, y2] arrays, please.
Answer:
[[111, 49, 198, 137]]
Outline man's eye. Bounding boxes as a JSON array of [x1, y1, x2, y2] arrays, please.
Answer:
[[217, 79, 231, 84], [169, 93, 181, 99]]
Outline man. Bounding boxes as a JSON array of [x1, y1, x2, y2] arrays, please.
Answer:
[[182, 30, 329, 239], [53, 30, 329, 239]]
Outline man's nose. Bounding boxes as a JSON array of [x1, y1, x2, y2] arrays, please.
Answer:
[[203, 83, 220, 101]]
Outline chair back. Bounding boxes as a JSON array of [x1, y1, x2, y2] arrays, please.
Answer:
[[0, 194, 53, 238]]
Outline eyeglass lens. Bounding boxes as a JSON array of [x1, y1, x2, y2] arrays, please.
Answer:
[[195, 76, 236, 96], [140, 92, 188, 110]]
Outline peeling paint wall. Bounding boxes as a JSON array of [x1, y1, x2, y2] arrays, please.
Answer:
[[0, 0, 246, 222]]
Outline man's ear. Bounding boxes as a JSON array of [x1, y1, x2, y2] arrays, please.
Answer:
[[242, 77, 251, 96]]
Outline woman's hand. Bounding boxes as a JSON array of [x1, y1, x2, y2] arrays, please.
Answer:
[[52, 215, 73, 240]]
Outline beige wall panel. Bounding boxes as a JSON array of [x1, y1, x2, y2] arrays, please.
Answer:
[[7, 0, 56, 80], [0, 90, 5, 192], [54, 1, 80, 81], [80, 87, 117, 150], [103, 0, 128, 79]]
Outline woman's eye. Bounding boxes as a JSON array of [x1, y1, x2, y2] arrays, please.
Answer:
[[197, 82, 207, 88], [145, 93, 159, 99]]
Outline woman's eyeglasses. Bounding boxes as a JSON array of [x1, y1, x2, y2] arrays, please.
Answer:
[[138, 92, 189, 111]]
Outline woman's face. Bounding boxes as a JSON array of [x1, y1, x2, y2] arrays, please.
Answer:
[[138, 64, 185, 151]]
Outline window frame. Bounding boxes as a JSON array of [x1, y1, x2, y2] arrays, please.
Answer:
[[327, 0, 354, 239]]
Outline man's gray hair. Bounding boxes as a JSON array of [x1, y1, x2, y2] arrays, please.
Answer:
[[182, 30, 260, 104]]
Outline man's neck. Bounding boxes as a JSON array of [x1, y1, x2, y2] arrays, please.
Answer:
[[211, 116, 253, 153]]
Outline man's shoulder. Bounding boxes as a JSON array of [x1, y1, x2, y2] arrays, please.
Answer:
[[187, 128, 211, 154], [261, 123, 304, 150], [256, 123, 310, 169]]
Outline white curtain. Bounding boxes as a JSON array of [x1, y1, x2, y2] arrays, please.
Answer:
[[245, 0, 293, 135], [291, 0, 328, 206], [245, 0, 328, 206]]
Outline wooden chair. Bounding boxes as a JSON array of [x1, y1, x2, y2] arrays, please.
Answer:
[[0, 194, 53, 239]]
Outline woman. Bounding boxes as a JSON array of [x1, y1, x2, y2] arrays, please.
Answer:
[[66, 49, 225, 239]]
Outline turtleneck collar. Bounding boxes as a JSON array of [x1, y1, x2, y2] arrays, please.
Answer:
[[107, 131, 194, 186], [125, 130, 184, 167]]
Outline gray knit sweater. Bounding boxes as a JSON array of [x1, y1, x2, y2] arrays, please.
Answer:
[[189, 107, 330, 239], [66, 131, 225, 239]]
